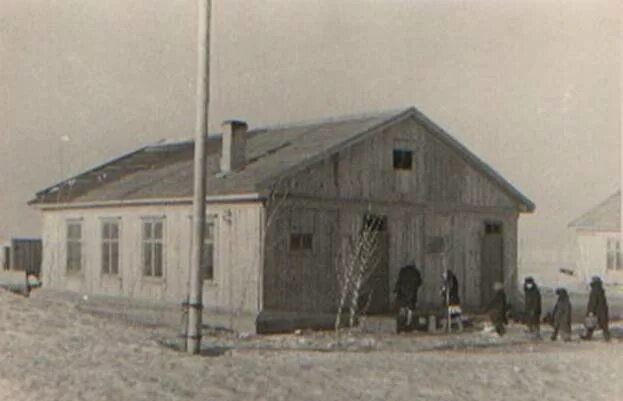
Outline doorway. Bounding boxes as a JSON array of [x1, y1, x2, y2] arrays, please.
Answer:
[[359, 214, 390, 315], [480, 222, 504, 307]]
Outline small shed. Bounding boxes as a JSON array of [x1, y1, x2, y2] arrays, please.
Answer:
[[2, 238, 42, 275]]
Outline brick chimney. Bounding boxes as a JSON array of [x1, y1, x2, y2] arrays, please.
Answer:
[[220, 120, 247, 173]]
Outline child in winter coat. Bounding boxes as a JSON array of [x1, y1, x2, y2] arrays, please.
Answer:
[[523, 277, 542, 338], [550, 288, 572, 342], [487, 282, 508, 336], [580, 276, 610, 341]]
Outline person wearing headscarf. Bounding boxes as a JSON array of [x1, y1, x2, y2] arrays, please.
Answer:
[[440, 269, 462, 332], [580, 276, 610, 341], [523, 277, 542, 337], [487, 282, 508, 336], [550, 288, 572, 342]]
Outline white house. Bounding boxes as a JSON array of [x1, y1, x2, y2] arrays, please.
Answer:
[[569, 190, 622, 285]]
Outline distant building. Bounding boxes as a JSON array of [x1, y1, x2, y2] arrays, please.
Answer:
[[569, 190, 622, 284], [30, 107, 534, 332], [1, 238, 42, 275]]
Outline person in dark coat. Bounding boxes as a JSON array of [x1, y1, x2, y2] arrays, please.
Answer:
[[550, 288, 572, 342], [523, 277, 542, 337], [580, 276, 610, 341], [487, 282, 508, 336], [394, 264, 422, 332], [440, 270, 462, 332], [440, 269, 460, 306]]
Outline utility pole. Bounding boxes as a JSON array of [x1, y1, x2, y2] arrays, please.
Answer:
[[187, 0, 211, 355]]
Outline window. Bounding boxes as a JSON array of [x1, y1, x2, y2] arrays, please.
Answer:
[[290, 210, 315, 252], [202, 218, 215, 281], [66, 220, 82, 273], [393, 149, 413, 170], [290, 233, 313, 251], [101, 220, 120, 275], [142, 218, 164, 277], [607, 238, 622, 271], [485, 222, 503, 235]]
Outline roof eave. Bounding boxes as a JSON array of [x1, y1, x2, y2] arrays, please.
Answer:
[[31, 193, 263, 210]]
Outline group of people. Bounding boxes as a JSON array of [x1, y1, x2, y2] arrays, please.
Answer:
[[518, 275, 611, 341], [482, 275, 612, 340], [393, 265, 463, 332], [394, 264, 612, 341]]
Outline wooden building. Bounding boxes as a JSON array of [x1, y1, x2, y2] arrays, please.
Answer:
[[2, 238, 42, 275], [569, 190, 621, 285], [30, 107, 534, 331]]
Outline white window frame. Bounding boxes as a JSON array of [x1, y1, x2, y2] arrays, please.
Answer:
[[66, 219, 83, 274], [607, 238, 622, 271], [101, 218, 121, 275], [202, 215, 217, 281], [142, 217, 165, 278]]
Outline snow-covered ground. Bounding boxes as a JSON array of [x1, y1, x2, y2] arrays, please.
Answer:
[[0, 289, 621, 401]]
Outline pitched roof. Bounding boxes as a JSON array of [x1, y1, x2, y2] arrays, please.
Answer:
[[30, 107, 534, 212], [568, 190, 621, 232]]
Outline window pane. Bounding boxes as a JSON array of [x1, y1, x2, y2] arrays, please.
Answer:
[[67, 242, 81, 272], [202, 244, 214, 280], [302, 234, 313, 250], [102, 223, 110, 239], [111, 242, 119, 274], [110, 222, 119, 239], [102, 243, 110, 274], [205, 222, 214, 241], [290, 234, 300, 250], [143, 243, 152, 276], [68, 223, 82, 240], [154, 222, 163, 239], [154, 243, 163, 277], [143, 222, 152, 240], [393, 149, 413, 170]]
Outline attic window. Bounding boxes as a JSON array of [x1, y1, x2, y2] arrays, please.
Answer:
[[393, 149, 413, 170]]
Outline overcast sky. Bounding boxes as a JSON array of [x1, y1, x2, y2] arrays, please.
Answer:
[[0, 0, 620, 252]]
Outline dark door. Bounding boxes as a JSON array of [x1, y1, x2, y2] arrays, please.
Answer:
[[359, 215, 390, 315], [481, 222, 504, 307]]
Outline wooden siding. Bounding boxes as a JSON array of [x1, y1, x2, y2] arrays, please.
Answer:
[[264, 199, 519, 312], [281, 117, 518, 210], [40, 203, 262, 313], [263, 116, 523, 312]]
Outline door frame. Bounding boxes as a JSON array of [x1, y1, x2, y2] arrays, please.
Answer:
[[480, 221, 504, 307]]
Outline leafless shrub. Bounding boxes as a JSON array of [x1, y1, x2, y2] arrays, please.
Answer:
[[334, 211, 381, 343]]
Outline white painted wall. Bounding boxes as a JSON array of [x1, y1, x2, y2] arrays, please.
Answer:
[[40, 202, 263, 313]]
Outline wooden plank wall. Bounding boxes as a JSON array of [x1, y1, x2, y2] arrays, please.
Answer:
[[263, 115, 524, 312], [263, 205, 338, 313]]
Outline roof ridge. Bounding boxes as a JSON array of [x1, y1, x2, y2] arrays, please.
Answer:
[[568, 190, 621, 227], [249, 107, 409, 133]]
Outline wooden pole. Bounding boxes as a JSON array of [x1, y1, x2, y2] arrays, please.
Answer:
[[187, 0, 211, 355]]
